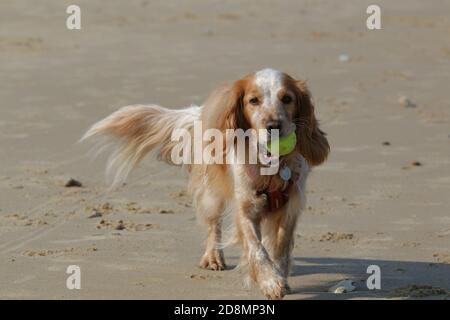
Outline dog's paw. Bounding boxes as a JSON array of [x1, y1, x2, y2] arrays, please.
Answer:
[[259, 276, 289, 300], [199, 250, 226, 271]]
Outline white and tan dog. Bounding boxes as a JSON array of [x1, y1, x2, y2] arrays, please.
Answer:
[[82, 68, 329, 299]]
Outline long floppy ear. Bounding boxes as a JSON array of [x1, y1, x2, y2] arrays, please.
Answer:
[[294, 81, 330, 166], [201, 79, 248, 132], [200, 79, 250, 167]]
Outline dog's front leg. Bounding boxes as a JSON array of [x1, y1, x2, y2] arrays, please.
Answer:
[[237, 197, 288, 300], [272, 189, 302, 291]]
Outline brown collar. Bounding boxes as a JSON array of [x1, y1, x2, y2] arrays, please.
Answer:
[[245, 163, 299, 212], [257, 180, 294, 212]]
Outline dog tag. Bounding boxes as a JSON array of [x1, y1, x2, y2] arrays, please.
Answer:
[[279, 166, 291, 181]]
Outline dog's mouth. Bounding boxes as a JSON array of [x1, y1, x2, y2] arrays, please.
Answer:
[[259, 124, 296, 162], [258, 144, 279, 166]]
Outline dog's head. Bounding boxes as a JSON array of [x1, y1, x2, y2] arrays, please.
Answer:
[[203, 68, 330, 166]]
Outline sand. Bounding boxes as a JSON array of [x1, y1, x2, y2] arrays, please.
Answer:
[[0, 0, 449, 299]]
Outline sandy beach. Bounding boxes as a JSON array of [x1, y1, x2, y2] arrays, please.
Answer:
[[0, 0, 449, 299]]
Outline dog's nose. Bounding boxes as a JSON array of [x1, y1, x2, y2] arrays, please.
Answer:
[[266, 120, 281, 133]]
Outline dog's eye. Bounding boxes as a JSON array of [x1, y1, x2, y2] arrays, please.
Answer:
[[249, 97, 259, 105], [281, 95, 292, 104]]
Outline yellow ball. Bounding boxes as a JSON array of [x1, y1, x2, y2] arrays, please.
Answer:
[[267, 129, 297, 156]]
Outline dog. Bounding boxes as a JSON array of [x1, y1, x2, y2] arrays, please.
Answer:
[[82, 68, 329, 299]]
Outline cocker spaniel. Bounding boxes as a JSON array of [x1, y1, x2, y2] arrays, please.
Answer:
[[82, 68, 329, 299]]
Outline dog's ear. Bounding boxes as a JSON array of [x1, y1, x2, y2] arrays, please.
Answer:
[[294, 80, 330, 166], [202, 79, 248, 132], [199, 79, 249, 167]]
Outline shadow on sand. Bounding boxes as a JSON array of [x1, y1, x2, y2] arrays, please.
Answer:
[[286, 257, 450, 299]]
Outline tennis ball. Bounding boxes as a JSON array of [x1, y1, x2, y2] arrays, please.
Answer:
[[267, 129, 297, 156]]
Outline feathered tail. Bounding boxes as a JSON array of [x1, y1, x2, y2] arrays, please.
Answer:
[[81, 104, 201, 186]]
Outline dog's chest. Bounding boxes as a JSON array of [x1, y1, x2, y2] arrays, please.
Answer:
[[245, 154, 305, 212]]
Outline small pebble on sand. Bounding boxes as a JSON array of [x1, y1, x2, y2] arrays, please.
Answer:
[[65, 178, 82, 187], [398, 96, 417, 108], [115, 220, 126, 230], [329, 280, 356, 294], [338, 54, 351, 62], [88, 211, 102, 219]]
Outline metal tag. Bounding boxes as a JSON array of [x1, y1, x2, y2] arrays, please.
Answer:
[[279, 166, 292, 181]]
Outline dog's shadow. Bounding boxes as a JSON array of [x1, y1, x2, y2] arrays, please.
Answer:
[[285, 257, 450, 299]]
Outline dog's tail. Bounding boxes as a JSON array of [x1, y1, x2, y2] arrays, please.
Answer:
[[81, 104, 201, 186]]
